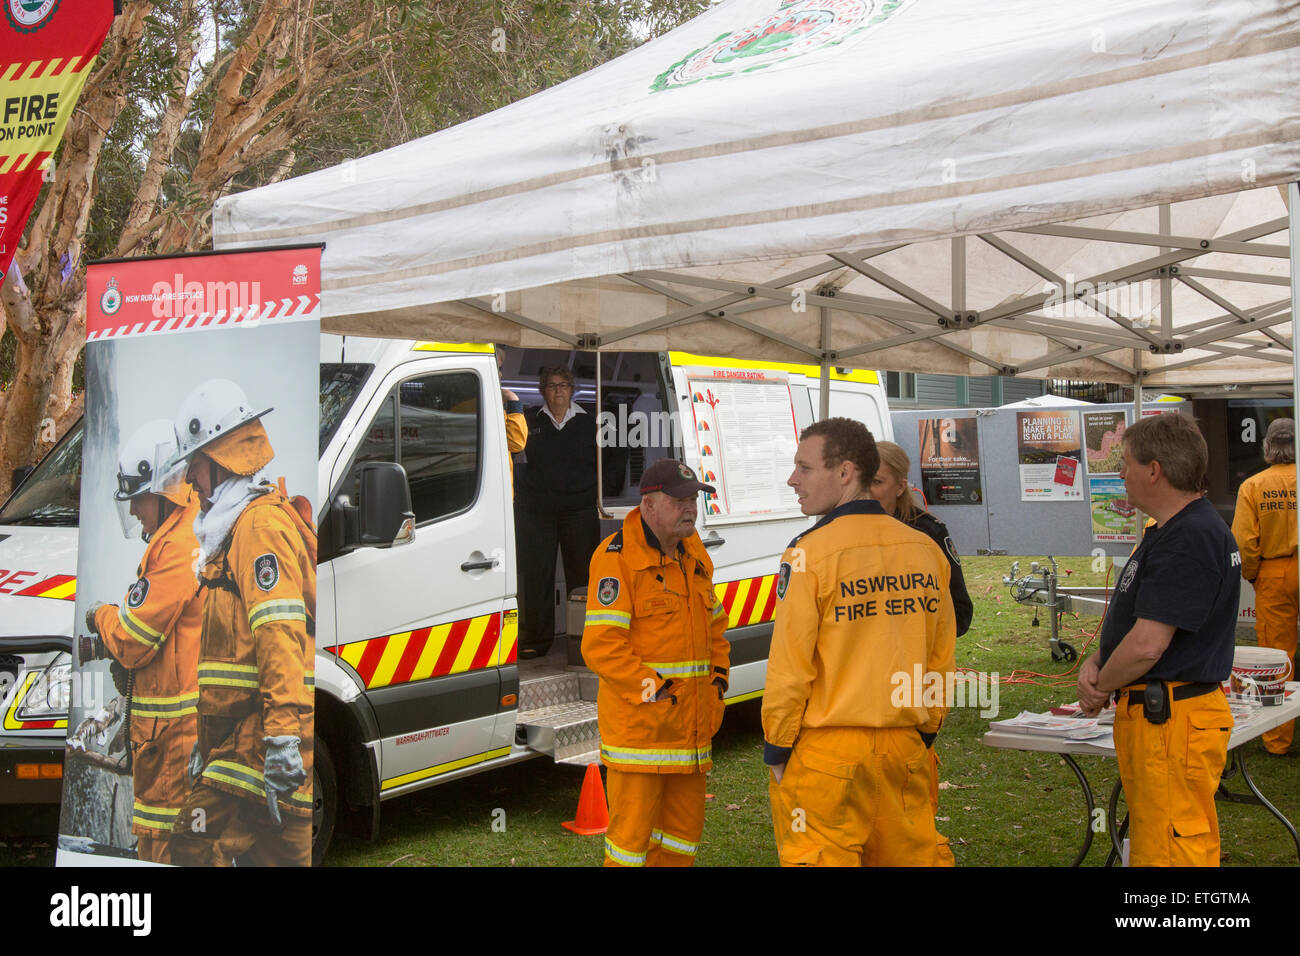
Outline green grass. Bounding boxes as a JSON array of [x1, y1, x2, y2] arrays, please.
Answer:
[[4, 554, 1297, 866]]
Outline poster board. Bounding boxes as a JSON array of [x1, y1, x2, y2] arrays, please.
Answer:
[[683, 365, 801, 523], [58, 246, 321, 866], [917, 416, 982, 505]]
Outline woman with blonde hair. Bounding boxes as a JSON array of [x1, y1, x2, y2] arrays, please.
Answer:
[[870, 441, 973, 636]]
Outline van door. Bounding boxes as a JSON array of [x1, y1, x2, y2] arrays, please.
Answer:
[[326, 353, 513, 795], [667, 358, 810, 701]]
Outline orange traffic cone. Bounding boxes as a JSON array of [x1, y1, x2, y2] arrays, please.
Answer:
[[562, 763, 609, 835]]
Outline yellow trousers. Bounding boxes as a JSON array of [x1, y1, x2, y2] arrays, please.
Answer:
[[603, 769, 707, 867], [1114, 686, 1232, 867], [1254, 557, 1297, 754], [768, 726, 953, 867]]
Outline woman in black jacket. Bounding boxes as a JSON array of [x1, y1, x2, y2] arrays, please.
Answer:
[[869, 441, 973, 637]]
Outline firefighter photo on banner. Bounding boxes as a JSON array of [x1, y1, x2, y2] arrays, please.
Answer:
[[57, 246, 321, 867]]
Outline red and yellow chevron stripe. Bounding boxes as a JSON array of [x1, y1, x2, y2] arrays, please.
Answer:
[[1, 573, 76, 602], [332, 609, 519, 689], [716, 574, 779, 629]]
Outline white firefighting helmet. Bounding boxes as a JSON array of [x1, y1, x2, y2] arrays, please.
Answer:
[[173, 379, 274, 466], [114, 418, 188, 539]]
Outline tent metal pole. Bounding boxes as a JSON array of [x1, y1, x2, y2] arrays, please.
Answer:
[[1134, 350, 1145, 541], [1289, 182, 1299, 652], [819, 306, 831, 421]]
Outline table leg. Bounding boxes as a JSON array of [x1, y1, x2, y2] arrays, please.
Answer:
[[1217, 748, 1300, 862], [1105, 778, 1127, 867], [1061, 754, 1096, 867]]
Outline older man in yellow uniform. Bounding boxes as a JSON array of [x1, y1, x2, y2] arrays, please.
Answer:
[[764, 417, 956, 867], [582, 459, 729, 867]]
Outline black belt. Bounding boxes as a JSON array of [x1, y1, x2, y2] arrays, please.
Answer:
[[1124, 682, 1220, 706]]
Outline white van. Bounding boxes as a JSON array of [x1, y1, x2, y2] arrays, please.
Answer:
[[1, 337, 891, 861]]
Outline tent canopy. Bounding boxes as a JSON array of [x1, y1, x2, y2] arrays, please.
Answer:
[[213, 0, 1300, 390]]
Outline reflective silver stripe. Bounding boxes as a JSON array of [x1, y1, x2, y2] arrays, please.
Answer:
[[203, 759, 311, 806], [600, 744, 711, 766], [645, 659, 710, 678], [196, 667, 259, 689], [132, 802, 181, 830], [131, 693, 199, 718], [712, 603, 727, 619], [604, 838, 646, 866], [118, 607, 162, 648], [651, 829, 699, 856], [584, 610, 630, 629], [248, 599, 307, 631]]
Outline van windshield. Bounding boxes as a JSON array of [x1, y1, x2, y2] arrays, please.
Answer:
[[0, 422, 84, 527], [321, 363, 372, 454]]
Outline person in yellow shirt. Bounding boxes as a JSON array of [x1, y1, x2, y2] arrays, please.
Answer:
[[764, 418, 956, 866], [1231, 417, 1297, 754]]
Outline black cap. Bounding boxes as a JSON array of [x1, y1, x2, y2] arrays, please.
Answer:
[[640, 459, 716, 497]]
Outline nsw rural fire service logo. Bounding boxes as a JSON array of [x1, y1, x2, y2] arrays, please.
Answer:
[[651, 0, 915, 92], [5, 0, 59, 32], [255, 553, 279, 591], [598, 577, 620, 606], [127, 577, 149, 609], [99, 277, 122, 316]]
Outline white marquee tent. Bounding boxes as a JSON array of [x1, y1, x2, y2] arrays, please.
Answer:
[[213, 0, 1300, 395]]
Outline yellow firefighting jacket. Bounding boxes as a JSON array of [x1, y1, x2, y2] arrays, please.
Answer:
[[763, 499, 956, 763], [505, 409, 527, 498], [1231, 463, 1297, 583], [582, 508, 729, 773], [195, 487, 315, 819], [94, 491, 203, 837]]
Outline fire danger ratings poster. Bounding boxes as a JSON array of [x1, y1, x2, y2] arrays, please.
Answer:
[[685, 366, 800, 521]]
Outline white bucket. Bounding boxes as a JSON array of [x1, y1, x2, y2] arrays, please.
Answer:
[[1230, 646, 1292, 703]]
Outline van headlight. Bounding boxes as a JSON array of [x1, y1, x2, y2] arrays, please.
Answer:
[[17, 653, 72, 720]]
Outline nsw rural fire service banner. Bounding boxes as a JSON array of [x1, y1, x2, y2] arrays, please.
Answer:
[[0, 0, 114, 280], [58, 246, 320, 866]]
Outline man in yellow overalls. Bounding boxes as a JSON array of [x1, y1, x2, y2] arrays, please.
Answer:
[[764, 418, 956, 866], [1232, 417, 1297, 754]]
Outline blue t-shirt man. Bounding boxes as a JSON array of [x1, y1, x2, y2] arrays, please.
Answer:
[[1098, 496, 1240, 683]]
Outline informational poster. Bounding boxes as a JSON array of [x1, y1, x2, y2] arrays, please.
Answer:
[[917, 416, 981, 504], [1088, 476, 1138, 542], [1082, 411, 1127, 476], [59, 246, 321, 866], [0, 0, 114, 279], [686, 367, 800, 521], [1082, 410, 1135, 541], [1016, 410, 1083, 501]]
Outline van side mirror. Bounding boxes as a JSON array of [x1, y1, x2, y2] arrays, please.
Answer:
[[331, 462, 416, 552]]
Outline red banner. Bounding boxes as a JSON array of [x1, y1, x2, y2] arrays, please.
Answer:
[[0, 0, 114, 280], [86, 246, 323, 341]]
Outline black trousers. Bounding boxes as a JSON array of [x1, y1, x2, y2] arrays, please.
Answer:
[[515, 503, 601, 651]]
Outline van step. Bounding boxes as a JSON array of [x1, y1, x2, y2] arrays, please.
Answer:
[[518, 672, 581, 712], [516, 700, 601, 765]]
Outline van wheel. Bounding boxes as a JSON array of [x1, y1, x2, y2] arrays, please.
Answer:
[[312, 737, 337, 866]]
